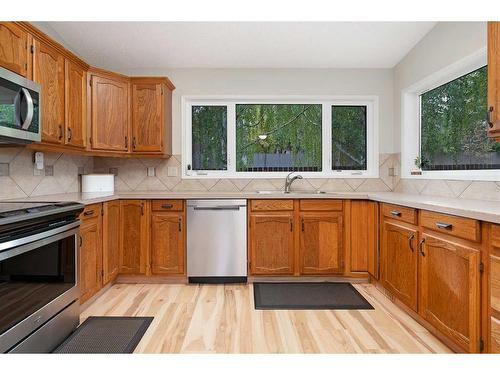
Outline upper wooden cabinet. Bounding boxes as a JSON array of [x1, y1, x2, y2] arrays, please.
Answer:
[[89, 70, 129, 152], [119, 200, 149, 275], [299, 212, 343, 275], [64, 59, 86, 148], [33, 38, 65, 145], [131, 78, 173, 155], [488, 22, 500, 141], [419, 232, 481, 353], [0, 22, 29, 77], [249, 212, 295, 275]]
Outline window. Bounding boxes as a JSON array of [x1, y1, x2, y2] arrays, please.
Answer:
[[420, 66, 499, 171], [183, 97, 378, 178]]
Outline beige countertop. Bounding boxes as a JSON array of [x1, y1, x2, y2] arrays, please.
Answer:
[[3, 190, 500, 224]]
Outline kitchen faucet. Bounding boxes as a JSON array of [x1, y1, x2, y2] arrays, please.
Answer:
[[284, 172, 303, 193]]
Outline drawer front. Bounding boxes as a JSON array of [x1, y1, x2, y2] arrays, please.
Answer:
[[492, 317, 500, 353], [381, 203, 417, 225], [299, 199, 343, 211], [80, 203, 101, 221], [152, 200, 184, 212], [420, 210, 480, 242], [250, 199, 294, 211]]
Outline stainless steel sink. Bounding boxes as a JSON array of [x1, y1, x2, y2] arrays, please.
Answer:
[[256, 190, 327, 195]]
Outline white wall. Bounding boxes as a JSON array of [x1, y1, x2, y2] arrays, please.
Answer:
[[393, 22, 487, 151], [124, 68, 395, 155]]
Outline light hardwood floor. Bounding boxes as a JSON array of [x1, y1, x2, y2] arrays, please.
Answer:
[[81, 283, 452, 353]]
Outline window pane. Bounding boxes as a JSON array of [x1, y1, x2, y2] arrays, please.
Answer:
[[331, 106, 367, 170], [191, 106, 227, 170], [236, 104, 322, 172], [420, 66, 500, 170]]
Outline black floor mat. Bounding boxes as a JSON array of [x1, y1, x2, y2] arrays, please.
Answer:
[[253, 282, 374, 310], [53, 316, 153, 353]]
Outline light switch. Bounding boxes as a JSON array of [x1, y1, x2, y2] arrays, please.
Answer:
[[167, 166, 178, 177], [147, 167, 156, 177]]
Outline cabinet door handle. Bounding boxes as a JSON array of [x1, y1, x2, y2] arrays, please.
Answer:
[[408, 234, 415, 252], [140, 203, 144, 216], [67, 127, 72, 141], [390, 210, 402, 217], [301, 218, 305, 232], [58, 125, 63, 140], [436, 222, 452, 230], [132, 137, 137, 149], [125, 136, 128, 149], [488, 106, 494, 128], [418, 238, 426, 257], [161, 204, 173, 209], [178, 217, 182, 232], [289, 218, 293, 232], [84, 210, 94, 216], [79, 235, 82, 247]]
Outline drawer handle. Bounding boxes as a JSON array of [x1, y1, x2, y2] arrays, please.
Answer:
[[408, 234, 414, 252], [84, 210, 94, 216], [418, 238, 426, 257], [436, 222, 452, 230], [390, 210, 402, 217], [161, 204, 174, 209]]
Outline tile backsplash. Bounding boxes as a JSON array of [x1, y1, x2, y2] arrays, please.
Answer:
[[0, 147, 498, 201]]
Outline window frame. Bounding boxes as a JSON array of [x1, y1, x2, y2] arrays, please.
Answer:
[[182, 95, 379, 179], [401, 48, 500, 181]]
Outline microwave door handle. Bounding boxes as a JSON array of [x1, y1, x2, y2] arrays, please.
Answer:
[[20, 88, 34, 130]]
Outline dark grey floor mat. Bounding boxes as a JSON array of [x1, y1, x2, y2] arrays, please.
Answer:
[[254, 282, 374, 310], [53, 316, 153, 353]]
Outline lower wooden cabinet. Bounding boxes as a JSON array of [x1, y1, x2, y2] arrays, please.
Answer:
[[299, 212, 343, 274], [381, 220, 418, 311], [102, 200, 120, 284], [151, 212, 185, 275], [119, 200, 149, 274], [249, 212, 295, 275], [489, 224, 500, 353], [419, 232, 481, 352], [79, 204, 103, 304]]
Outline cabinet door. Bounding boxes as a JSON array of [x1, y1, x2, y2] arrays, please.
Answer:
[[103, 200, 120, 284], [488, 22, 500, 141], [249, 212, 294, 275], [381, 220, 418, 311], [79, 217, 102, 304], [299, 212, 343, 275], [349, 200, 378, 276], [33, 39, 65, 144], [0, 22, 28, 77], [64, 59, 86, 148], [119, 200, 148, 274], [419, 233, 481, 352], [151, 212, 185, 275], [90, 74, 129, 151], [131, 82, 163, 153]]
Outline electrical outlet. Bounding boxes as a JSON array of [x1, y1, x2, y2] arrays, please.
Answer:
[[45, 165, 54, 176], [388, 167, 397, 177], [147, 167, 156, 177], [167, 166, 178, 177]]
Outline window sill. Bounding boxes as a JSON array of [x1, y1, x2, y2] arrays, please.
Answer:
[[401, 170, 500, 181], [182, 171, 380, 179]]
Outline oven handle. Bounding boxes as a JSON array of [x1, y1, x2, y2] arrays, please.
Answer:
[[0, 221, 80, 256]]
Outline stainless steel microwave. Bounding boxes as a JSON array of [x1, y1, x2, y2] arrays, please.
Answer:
[[0, 67, 41, 144]]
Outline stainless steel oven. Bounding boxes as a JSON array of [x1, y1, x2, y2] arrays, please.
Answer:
[[0, 66, 41, 144], [0, 202, 83, 353]]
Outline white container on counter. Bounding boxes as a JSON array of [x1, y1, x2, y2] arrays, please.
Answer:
[[81, 174, 114, 193]]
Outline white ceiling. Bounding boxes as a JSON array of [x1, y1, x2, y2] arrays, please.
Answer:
[[41, 22, 436, 71]]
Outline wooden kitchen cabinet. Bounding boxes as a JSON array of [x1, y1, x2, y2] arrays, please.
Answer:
[[102, 200, 120, 284], [89, 69, 129, 152], [490, 224, 500, 353], [249, 212, 295, 275], [151, 212, 185, 275], [79, 204, 103, 305], [33, 38, 65, 145], [380, 219, 418, 311], [64, 59, 87, 148], [0, 22, 29, 77], [131, 78, 173, 155], [419, 232, 481, 353], [119, 200, 149, 274], [299, 212, 343, 274], [488, 22, 500, 141]]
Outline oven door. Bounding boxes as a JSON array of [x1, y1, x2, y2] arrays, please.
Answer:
[[0, 67, 41, 144], [0, 223, 79, 353]]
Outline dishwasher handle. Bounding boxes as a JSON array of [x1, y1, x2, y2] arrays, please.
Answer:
[[192, 205, 243, 211]]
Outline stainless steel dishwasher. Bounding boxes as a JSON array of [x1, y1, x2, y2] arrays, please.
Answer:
[[187, 199, 247, 283]]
